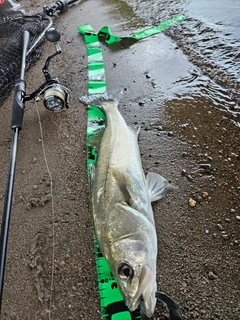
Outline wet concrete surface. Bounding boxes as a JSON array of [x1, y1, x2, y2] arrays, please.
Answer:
[[0, 0, 239, 319]]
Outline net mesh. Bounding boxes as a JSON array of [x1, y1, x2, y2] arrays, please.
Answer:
[[0, 13, 51, 106]]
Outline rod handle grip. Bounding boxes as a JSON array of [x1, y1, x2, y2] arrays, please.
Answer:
[[11, 30, 29, 130]]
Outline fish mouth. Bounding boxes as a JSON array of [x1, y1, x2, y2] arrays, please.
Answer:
[[141, 282, 157, 317], [125, 265, 156, 317]]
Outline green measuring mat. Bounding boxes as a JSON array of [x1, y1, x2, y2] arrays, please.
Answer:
[[78, 16, 187, 320], [80, 24, 141, 320], [78, 15, 188, 45]]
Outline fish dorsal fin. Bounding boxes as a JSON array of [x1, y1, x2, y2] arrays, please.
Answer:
[[90, 163, 96, 185], [88, 125, 105, 146], [131, 125, 141, 137], [146, 172, 177, 202]]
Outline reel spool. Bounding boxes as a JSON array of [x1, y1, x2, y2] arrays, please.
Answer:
[[43, 83, 67, 111]]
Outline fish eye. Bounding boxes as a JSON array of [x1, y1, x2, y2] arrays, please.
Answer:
[[118, 263, 134, 280]]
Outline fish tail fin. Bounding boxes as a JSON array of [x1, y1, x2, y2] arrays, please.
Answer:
[[80, 93, 119, 108], [146, 172, 177, 202]]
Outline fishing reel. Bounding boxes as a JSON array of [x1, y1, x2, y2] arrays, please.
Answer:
[[43, 0, 78, 16], [25, 27, 70, 111]]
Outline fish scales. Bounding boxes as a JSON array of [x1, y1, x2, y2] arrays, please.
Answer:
[[91, 100, 153, 233]]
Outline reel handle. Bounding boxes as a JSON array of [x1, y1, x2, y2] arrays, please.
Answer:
[[45, 27, 61, 43], [45, 27, 62, 53]]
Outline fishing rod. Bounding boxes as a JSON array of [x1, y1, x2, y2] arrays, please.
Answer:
[[0, 28, 30, 312], [0, 19, 70, 313]]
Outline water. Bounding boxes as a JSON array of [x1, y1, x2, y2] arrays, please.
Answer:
[[189, 0, 240, 33], [108, 0, 240, 126]]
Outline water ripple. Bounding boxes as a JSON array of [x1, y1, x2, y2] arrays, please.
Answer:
[[120, 0, 240, 118]]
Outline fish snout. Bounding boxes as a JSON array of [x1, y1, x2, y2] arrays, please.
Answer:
[[142, 284, 157, 317], [125, 279, 156, 317], [140, 265, 157, 317], [124, 265, 156, 316]]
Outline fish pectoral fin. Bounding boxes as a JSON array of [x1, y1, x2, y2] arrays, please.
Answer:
[[112, 169, 137, 206], [146, 172, 178, 202]]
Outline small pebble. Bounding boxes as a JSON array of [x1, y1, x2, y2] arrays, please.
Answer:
[[189, 198, 196, 207], [236, 216, 240, 221], [186, 174, 194, 182], [151, 81, 156, 87], [208, 271, 217, 280], [199, 163, 212, 170], [202, 191, 208, 198]]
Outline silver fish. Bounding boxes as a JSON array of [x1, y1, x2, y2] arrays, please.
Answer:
[[81, 95, 175, 317]]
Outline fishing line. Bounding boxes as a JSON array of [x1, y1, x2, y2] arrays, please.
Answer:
[[34, 100, 55, 320]]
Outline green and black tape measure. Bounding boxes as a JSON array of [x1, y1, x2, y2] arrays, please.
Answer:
[[79, 25, 141, 320], [78, 16, 188, 319]]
